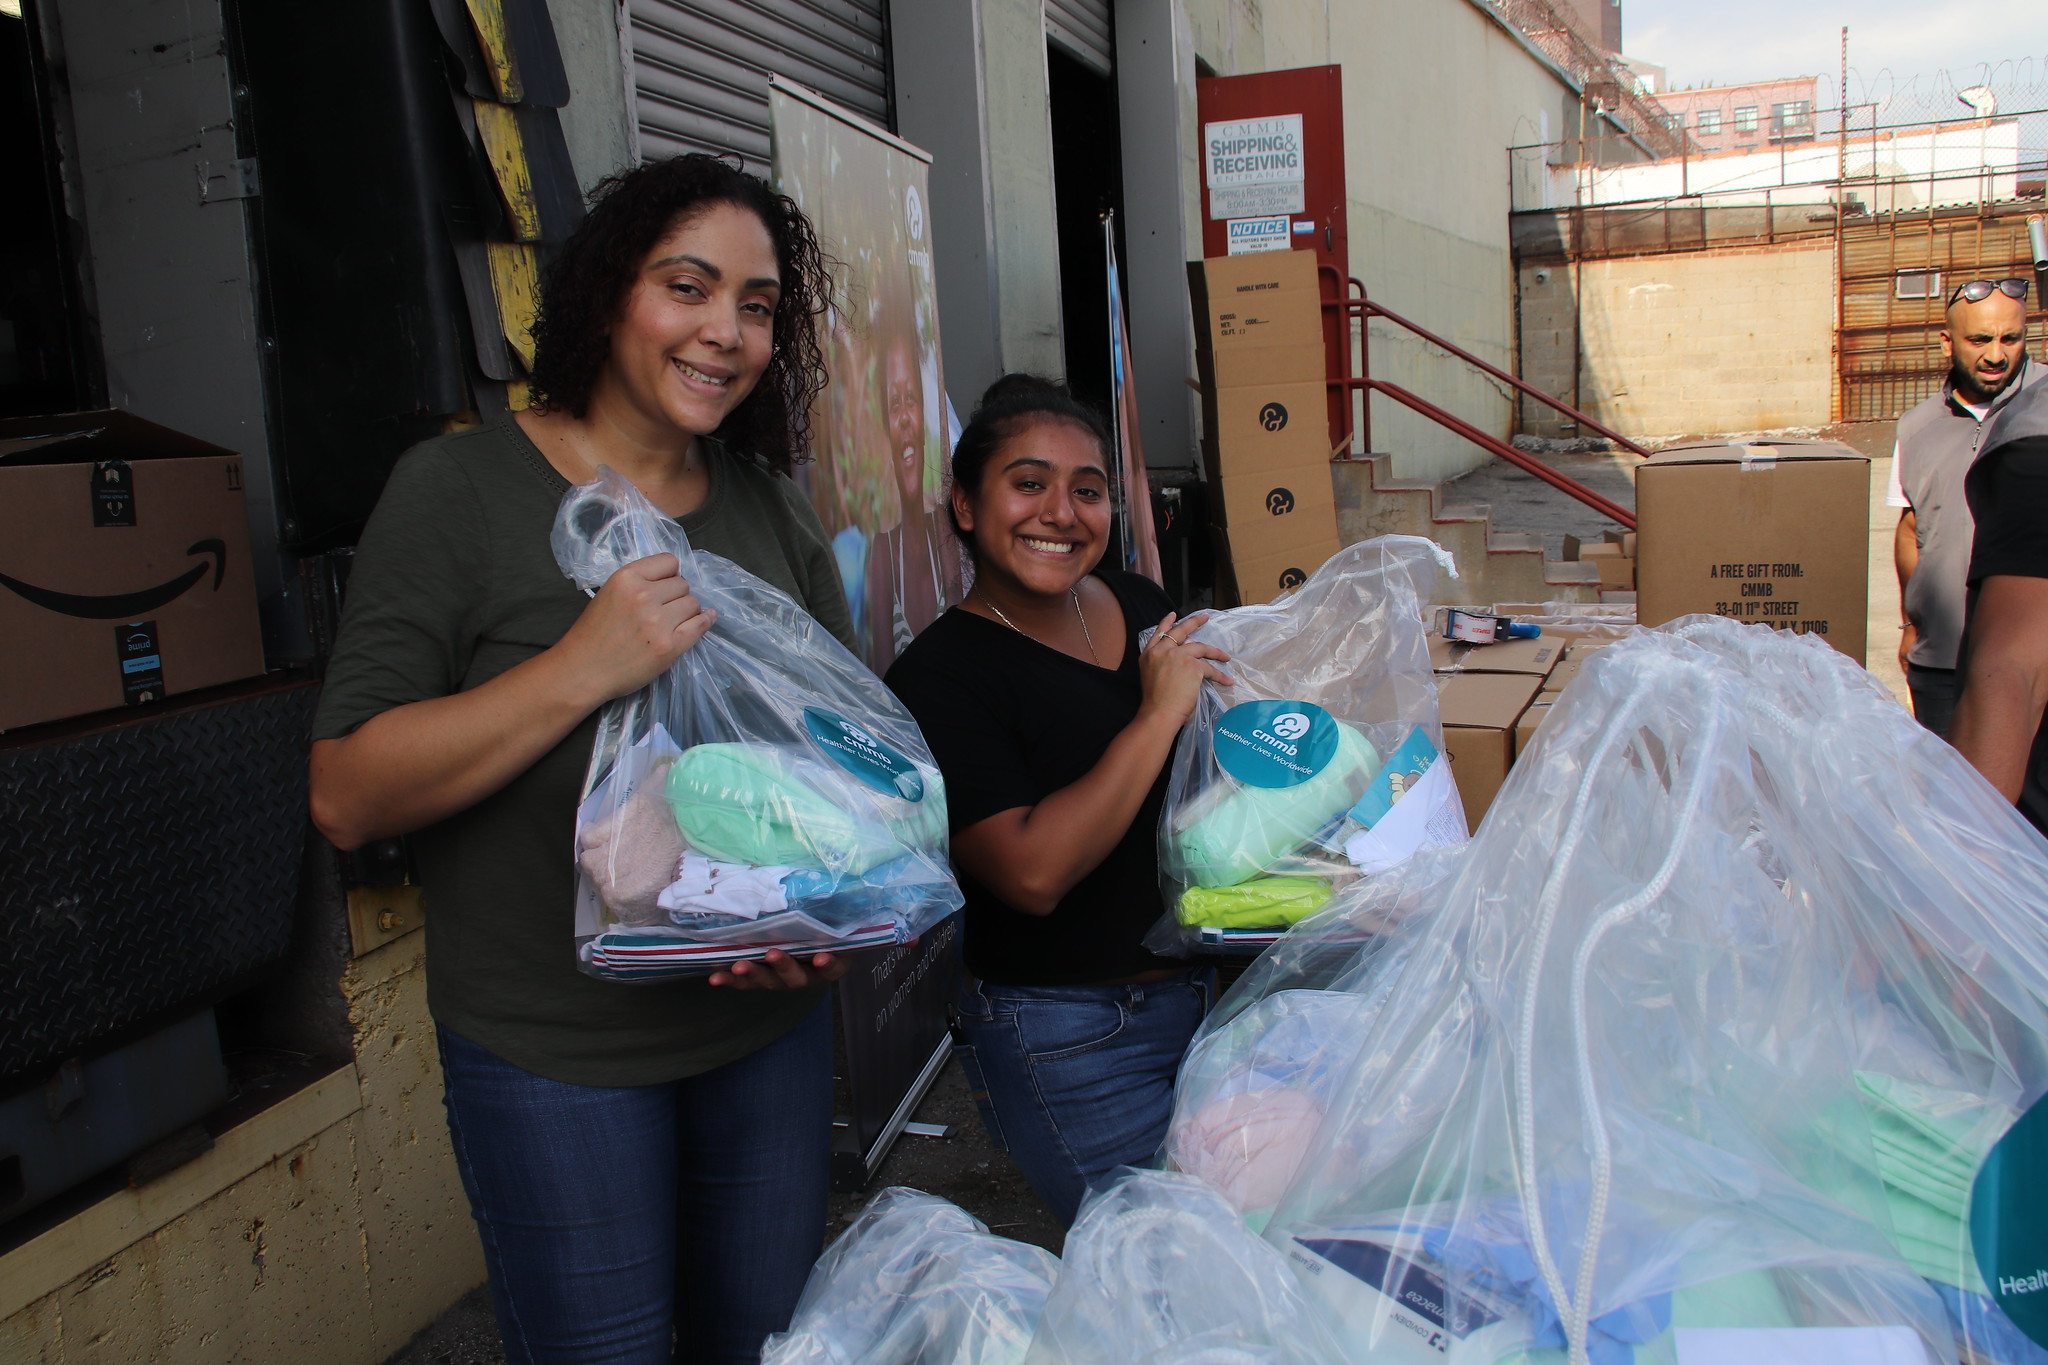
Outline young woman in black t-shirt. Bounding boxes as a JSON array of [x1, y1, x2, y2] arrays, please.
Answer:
[[885, 375, 1230, 1224]]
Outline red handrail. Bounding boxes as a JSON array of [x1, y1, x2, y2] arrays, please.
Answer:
[[1337, 378, 1636, 530], [1339, 278, 1651, 458], [1315, 266, 1640, 530]]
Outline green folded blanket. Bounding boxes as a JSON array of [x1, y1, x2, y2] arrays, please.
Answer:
[[1166, 723, 1381, 888], [1851, 1070, 2012, 1294], [664, 742, 946, 875], [1177, 876, 1333, 929]]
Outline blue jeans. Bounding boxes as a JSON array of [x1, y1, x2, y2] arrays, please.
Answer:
[[951, 971, 1207, 1226], [436, 1000, 833, 1364]]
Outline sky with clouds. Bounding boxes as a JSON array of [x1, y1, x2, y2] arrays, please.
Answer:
[[1625, 0, 2048, 112]]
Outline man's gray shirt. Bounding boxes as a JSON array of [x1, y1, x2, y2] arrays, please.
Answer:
[[1893, 354, 2042, 669]]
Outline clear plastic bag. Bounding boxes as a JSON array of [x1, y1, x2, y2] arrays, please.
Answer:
[[1146, 537, 1465, 955], [1163, 849, 1460, 1225], [552, 470, 962, 979], [761, 1187, 1059, 1365], [1227, 618, 2048, 1364], [1019, 1168, 1347, 1364]]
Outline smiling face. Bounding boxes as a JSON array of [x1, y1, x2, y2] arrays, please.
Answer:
[[592, 201, 782, 447], [1943, 291, 2029, 405], [951, 417, 1111, 600], [886, 335, 925, 508]]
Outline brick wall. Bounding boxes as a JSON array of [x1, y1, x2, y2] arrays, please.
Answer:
[[1517, 240, 1835, 437]]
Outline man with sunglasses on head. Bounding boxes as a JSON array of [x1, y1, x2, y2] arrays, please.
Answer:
[[1887, 276, 2038, 737]]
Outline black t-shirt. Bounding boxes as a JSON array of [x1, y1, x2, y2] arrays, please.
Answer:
[[1963, 434, 2048, 835], [885, 571, 1188, 986]]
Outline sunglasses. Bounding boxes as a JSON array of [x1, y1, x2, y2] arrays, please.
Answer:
[[1948, 277, 2031, 306]]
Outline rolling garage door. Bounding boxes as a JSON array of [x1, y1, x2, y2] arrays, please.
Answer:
[[1045, 0, 1112, 76], [627, 0, 890, 167]]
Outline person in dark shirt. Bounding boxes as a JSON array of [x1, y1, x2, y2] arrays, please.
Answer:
[[885, 375, 1229, 1224], [1952, 378, 2048, 837], [307, 156, 854, 1362]]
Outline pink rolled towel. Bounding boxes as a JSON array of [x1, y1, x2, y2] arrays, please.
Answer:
[[1167, 1088, 1326, 1214], [577, 763, 684, 926]]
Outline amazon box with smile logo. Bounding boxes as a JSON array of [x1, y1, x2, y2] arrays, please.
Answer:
[[0, 411, 264, 731]]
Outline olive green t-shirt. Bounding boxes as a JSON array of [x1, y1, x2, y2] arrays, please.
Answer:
[[312, 413, 857, 1086]]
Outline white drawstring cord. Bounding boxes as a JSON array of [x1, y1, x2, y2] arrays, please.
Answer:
[[1556, 700, 1726, 1360], [1512, 689, 1646, 1360]]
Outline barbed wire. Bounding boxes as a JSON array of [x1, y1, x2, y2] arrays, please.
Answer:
[[1477, 0, 1689, 156], [1820, 58, 2048, 126]]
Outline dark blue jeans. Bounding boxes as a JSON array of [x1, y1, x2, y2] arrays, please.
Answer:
[[436, 1000, 833, 1364], [951, 971, 1207, 1226]]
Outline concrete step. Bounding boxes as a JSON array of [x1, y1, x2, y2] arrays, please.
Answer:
[[1328, 456, 1603, 608]]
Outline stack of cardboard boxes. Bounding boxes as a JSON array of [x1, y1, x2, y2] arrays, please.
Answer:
[[1427, 633, 1562, 829], [1562, 530, 1636, 596], [1188, 249, 1341, 605], [1425, 626, 1626, 827]]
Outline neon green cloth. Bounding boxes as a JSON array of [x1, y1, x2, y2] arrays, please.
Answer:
[[664, 742, 945, 875], [1166, 723, 1381, 888], [1851, 1070, 2010, 1294], [1176, 876, 1334, 929]]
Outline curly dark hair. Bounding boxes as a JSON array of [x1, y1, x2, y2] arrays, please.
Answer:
[[526, 154, 832, 473]]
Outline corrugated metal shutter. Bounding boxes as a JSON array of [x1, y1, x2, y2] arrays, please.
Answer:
[[1045, 0, 1112, 77], [627, 0, 890, 168]]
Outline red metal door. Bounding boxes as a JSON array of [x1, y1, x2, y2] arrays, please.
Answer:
[[1196, 65, 1349, 450]]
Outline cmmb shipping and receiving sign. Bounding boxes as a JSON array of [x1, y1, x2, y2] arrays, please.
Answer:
[[1205, 114, 1305, 219]]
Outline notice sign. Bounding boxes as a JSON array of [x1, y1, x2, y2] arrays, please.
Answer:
[[1206, 114, 1305, 219], [1226, 216, 1292, 254]]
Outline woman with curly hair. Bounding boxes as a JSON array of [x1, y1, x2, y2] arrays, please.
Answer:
[[308, 155, 856, 1362]]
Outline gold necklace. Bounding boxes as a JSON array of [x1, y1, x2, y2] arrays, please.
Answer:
[[983, 588, 1100, 665]]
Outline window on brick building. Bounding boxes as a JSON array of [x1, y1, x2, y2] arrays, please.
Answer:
[[1734, 105, 1759, 132], [1697, 108, 1723, 134], [1771, 99, 1814, 140], [1895, 269, 1942, 300]]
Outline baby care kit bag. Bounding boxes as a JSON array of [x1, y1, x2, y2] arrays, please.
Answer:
[[553, 470, 962, 980], [1147, 536, 1466, 953]]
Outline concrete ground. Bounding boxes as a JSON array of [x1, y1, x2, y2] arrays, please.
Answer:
[[390, 420, 1913, 1363]]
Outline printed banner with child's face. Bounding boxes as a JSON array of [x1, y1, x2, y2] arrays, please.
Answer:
[[770, 83, 963, 678]]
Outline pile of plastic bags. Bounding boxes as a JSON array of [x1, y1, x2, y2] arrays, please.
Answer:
[[553, 471, 962, 979], [772, 615, 2048, 1364], [1147, 537, 1464, 954]]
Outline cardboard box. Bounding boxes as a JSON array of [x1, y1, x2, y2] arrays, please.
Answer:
[[1562, 534, 1636, 591], [1635, 441, 1870, 663], [1204, 380, 1333, 474], [1188, 250, 1325, 391], [1211, 460, 1339, 555], [1428, 634, 1566, 679], [0, 411, 264, 732], [1226, 539, 1341, 606], [1515, 694, 1559, 752], [1436, 672, 1543, 830], [1538, 640, 1610, 697]]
